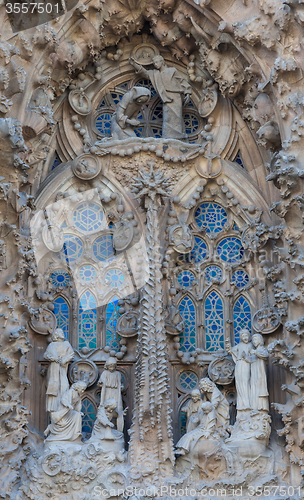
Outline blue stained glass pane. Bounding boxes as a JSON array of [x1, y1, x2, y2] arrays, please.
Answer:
[[194, 203, 228, 234], [53, 296, 69, 339], [98, 98, 106, 108], [179, 296, 196, 352], [79, 265, 96, 282], [61, 235, 83, 264], [73, 202, 104, 234], [232, 269, 249, 288], [233, 296, 251, 344], [79, 291, 97, 350], [205, 265, 222, 283], [81, 398, 96, 437], [151, 127, 162, 138], [205, 291, 224, 351], [233, 222, 239, 231], [136, 79, 157, 98], [179, 371, 198, 390], [151, 103, 163, 121], [183, 112, 199, 135], [50, 270, 70, 288], [51, 152, 61, 170], [234, 151, 245, 169], [177, 270, 195, 288], [189, 236, 208, 263], [180, 408, 187, 436], [110, 92, 123, 105], [106, 297, 121, 352], [93, 234, 115, 261], [217, 237, 244, 263], [105, 269, 125, 288], [95, 112, 112, 135]]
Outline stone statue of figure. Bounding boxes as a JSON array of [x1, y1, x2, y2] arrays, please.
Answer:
[[249, 334, 269, 411], [44, 328, 75, 413], [98, 358, 124, 432], [130, 55, 192, 140], [226, 329, 253, 411], [90, 398, 127, 443], [182, 389, 202, 433], [176, 401, 217, 455], [199, 377, 230, 431], [44, 381, 87, 442], [111, 87, 151, 140]]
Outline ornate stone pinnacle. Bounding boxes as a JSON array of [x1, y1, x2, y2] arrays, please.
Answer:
[[132, 162, 172, 202]]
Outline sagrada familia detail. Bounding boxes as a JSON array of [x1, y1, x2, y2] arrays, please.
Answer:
[[1, 0, 304, 498]]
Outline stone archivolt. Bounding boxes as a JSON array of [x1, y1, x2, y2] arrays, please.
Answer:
[[1, 0, 304, 498]]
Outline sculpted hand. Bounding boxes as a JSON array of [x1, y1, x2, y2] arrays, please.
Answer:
[[127, 119, 140, 126], [123, 407, 128, 416]]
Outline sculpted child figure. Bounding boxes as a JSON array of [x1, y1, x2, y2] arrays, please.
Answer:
[[98, 358, 124, 432], [182, 389, 202, 433]]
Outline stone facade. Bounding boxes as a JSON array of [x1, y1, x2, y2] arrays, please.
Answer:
[[1, 0, 304, 498]]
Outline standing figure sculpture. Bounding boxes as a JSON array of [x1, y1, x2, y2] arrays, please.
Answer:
[[130, 55, 192, 140], [111, 87, 151, 140], [98, 358, 124, 432], [226, 329, 252, 411], [199, 378, 229, 431], [44, 328, 74, 413], [182, 389, 202, 433], [44, 381, 87, 442], [249, 334, 269, 411]]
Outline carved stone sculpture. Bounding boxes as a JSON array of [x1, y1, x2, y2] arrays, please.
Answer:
[[226, 329, 252, 411], [130, 54, 191, 139], [111, 86, 151, 140], [44, 328, 75, 413], [89, 398, 126, 453], [98, 358, 124, 432], [44, 381, 87, 442], [182, 389, 202, 432], [199, 377, 229, 431], [176, 401, 217, 455], [249, 334, 269, 411]]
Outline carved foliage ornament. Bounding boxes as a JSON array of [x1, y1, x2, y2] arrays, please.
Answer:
[[29, 307, 56, 335]]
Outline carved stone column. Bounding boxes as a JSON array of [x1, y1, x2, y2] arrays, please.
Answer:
[[128, 165, 175, 479]]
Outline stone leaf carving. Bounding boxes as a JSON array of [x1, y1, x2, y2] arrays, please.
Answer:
[[29, 307, 56, 335], [116, 311, 139, 337], [252, 306, 281, 334], [69, 359, 99, 387], [208, 356, 235, 385], [72, 154, 101, 180]]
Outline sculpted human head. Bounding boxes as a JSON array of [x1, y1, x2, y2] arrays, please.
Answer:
[[72, 381, 87, 395], [199, 378, 214, 394], [201, 401, 213, 413], [240, 329, 251, 343], [104, 398, 117, 412], [152, 55, 165, 69], [191, 389, 201, 402], [51, 328, 65, 342], [252, 333, 264, 348], [105, 357, 117, 372]]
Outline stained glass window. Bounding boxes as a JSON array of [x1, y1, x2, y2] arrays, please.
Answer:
[[61, 235, 83, 264], [194, 203, 228, 234], [73, 202, 104, 234], [233, 296, 251, 344], [50, 270, 70, 288], [106, 297, 121, 351], [177, 270, 195, 288], [179, 371, 198, 391], [216, 237, 244, 263], [136, 79, 157, 98], [95, 112, 112, 135], [179, 296, 196, 352], [105, 269, 125, 288], [205, 265, 222, 283], [180, 406, 188, 436], [79, 292, 97, 350], [234, 151, 245, 169], [205, 291, 224, 351], [51, 152, 61, 170], [81, 398, 96, 438], [53, 296, 69, 339], [79, 265, 96, 283], [93, 234, 115, 261], [182, 236, 207, 263], [232, 270, 249, 288], [183, 112, 199, 135]]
